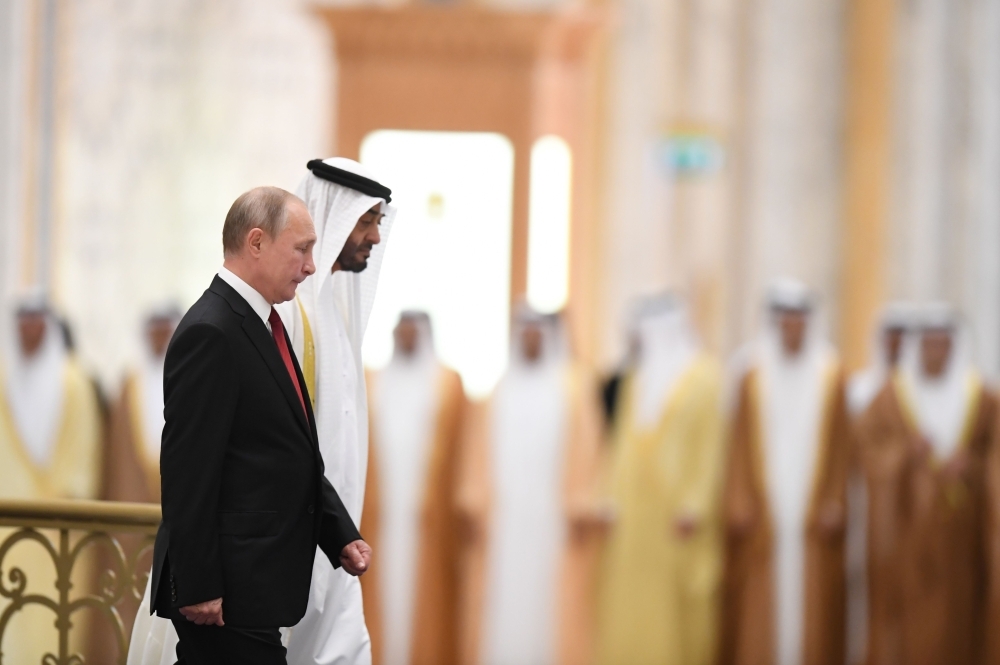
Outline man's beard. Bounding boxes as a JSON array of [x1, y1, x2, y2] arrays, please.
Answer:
[[337, 243, 371, 273]]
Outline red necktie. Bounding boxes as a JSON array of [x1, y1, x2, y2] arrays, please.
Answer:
[[269, 308, 307, 418]]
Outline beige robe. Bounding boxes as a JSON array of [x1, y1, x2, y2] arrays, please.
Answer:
[[595, 354, 725, 665], [0, 357, 103, 663], [856, 377, 998, 665], [361, 367, 467, 665], [456, 363, 603, 665], [719, 366, 851, 665]]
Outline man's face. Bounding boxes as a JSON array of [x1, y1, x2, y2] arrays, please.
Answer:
[[777, 309, 809, 357], [520, 324, 544, 363], [17, 313, 46, 358], [257, 201, 317, 304], [394, 319, 419, 356], [146, 319, 176, 358], [884, 327, 905, 366], [335, 205, 384, 273], [920, 329, 953, 378]]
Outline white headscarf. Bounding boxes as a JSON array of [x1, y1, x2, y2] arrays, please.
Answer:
[[3, 296, 69, 467], [847, 302, 918, 416], [756, 278, 835, 665], [631, 293, 700, 427], [897, 303, 976, 459]]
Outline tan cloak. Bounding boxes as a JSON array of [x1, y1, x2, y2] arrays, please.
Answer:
[[856, 378, 997, 665], [456, 364, 604, 665], [103, 371, 160, 503], [720, 366, 851, 665], [361, 368, 468, 665]]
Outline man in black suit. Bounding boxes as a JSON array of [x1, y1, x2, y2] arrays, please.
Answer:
[[149, 186, 372, 664]]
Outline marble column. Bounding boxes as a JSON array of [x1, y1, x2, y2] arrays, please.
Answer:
[[731, 0, 848, 343], [839, 0, 895, 370], [597, 0, 677, 365], [0, 0, 31, 348], [667, 0, 740, 353], [888, 0, 1000, 376]]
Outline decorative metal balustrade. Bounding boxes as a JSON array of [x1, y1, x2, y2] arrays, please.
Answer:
[[0, 499, 161, 665]]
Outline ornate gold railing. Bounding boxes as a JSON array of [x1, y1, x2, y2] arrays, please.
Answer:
[[0, 499, 160, 665]]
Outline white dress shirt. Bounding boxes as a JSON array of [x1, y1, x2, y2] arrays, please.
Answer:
[[218, 266, 272, 332]]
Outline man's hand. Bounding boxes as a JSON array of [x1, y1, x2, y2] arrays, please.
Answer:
[[340, 539, 372, 576], [179, 597, 224, 626]]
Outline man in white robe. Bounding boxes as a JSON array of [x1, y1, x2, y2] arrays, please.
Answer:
[[278, 157, 395, 665], [364, 311, 468, 665], [721, 279, 850, 665], [458, 307, 604, 665], [0, 295, 102, 663], [128, 158, 395, 665]]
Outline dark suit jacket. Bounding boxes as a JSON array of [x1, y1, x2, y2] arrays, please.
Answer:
[[149, 275, 361, 628]]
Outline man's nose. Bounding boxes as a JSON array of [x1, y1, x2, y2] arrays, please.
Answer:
[[304, 253, 316, 275], [369, 226, 381, 246]]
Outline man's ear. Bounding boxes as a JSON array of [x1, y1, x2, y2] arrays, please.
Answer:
[[247, 228, 265, 257]]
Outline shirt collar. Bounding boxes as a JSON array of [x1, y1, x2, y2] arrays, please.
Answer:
[[218, 267, 272, 329]]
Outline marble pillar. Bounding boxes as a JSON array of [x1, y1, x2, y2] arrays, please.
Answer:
[[56, 0, 331, 384]]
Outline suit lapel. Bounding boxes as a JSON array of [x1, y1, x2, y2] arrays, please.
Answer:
[[210, 276, 312, 438]]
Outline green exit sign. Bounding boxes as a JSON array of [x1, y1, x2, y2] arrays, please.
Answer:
[[660, 132, 725, 176]]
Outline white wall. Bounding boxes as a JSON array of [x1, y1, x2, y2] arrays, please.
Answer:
[[0, 0, 30, 354], [55, 0, 332, 386], [889, 0, 1000, 377]]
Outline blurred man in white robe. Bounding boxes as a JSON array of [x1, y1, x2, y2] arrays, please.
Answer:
[[0, 295, 102, 496], [720, 279, 850, 665], [362, 311, 467, 665], [0, 294, 102, 663], [842, 302, 916, 665], [458, 307, 603, 665], [128, 158, 395, 665]]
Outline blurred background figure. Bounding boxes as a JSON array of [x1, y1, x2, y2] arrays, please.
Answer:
[[458, 307, 603, 665], [90, 305, 179, 663], [0, 293, 102, 499], [0, 294, 102, 663], [843, 301, 917, 665], [595, 294, 725, 665], [103, 304, 180, 505], [847, 303, 918, 417], [855, 304, 997, 665], [362, 311, 467, 665], [721, 279, 850, 665], [600, 312, 640, 435]]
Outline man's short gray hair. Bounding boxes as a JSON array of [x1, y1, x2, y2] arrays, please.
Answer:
[[222, 186, 298, 256]]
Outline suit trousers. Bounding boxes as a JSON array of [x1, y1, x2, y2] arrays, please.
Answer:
[[170, 617, 285, 665]]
